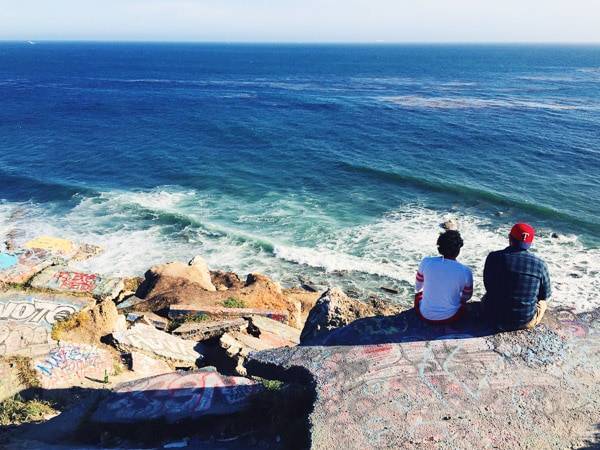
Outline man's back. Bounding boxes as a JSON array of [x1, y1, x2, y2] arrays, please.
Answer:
[[483, 247, 551, 328]]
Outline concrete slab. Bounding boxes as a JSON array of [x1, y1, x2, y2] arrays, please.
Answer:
[[129, 351, 173, 378], [24, 236, 78, 259], [249, 316, 300, 345], [34, 343, 115, 389], [30, 266, 124, 301], [0, 249, 54, 285], [169, 304, 289, 324], [117, 296, 148, 310], [246, 307, 600, 449], [0, 291, 94, 357], [112, 323, 203, 365], [91, 370, 263, 424], [126, 311, 169, 330], [172, 318, 247, 341]]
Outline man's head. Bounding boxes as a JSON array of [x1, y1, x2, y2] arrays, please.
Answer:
[[509, 223, 535, 250], [437, 230, 464, 259]]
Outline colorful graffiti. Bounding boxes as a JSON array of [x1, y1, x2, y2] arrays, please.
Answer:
[[0, 248, 53, 284], [55, 271, 98, 292], [0, 293, 91, 356], [92, 371, 262, 424]]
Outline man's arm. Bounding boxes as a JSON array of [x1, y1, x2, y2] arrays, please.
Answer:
[[415, 260, 425, 300], [461, 269, 474, 303], [538, 261, 552, 301]]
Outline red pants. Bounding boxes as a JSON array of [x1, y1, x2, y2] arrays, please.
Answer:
[[414, 294, 466, 325]]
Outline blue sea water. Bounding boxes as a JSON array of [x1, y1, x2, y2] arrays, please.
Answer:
[[0, 43, 599, 310]]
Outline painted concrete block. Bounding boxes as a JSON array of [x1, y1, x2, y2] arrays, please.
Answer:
[[172, 318, 247, 341], [24, 236, 78, 258], [34, 343, 115, 389], [112, 323, 203, 364], [0, 292, 93, 357], [0, 249, 54, 285], [30, 266, 124, 300], [91, 370, 263, 424]]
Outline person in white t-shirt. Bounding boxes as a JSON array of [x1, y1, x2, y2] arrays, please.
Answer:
[[414, 230, 473, 324]]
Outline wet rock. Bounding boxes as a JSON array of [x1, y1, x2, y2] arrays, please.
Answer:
[[380, 286, 399, 294], [30, 266, 124, 301], [172, 318, 247, 341], [111, 323, 203, 365], [551, 232, 560, 239], [71, 243, 104, 261], [91, 370, 263, 424], [300, 288, 381, 344]]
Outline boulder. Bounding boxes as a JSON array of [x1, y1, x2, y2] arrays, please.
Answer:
[[134, 260, 216, 311], [111, 323, 203, 365], [172, 318, 247, 341], [300, 288, 380, 344], [52, 300, 124, 344], [210, 270, 243, 291]]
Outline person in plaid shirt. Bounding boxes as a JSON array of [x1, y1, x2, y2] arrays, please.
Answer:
[[483, 223, 551, 330]]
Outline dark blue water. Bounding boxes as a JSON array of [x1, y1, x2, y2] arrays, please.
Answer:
[[1, 43, 599, 310]]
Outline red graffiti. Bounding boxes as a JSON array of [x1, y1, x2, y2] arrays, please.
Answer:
[[55, 271, 97, 292]]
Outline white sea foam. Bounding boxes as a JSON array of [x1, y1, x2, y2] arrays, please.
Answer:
[[0, 195, 597, 313], [379, 95, 589, 111]]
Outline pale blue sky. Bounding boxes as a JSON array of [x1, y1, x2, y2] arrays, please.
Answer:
[[1, 0, 599, 43]]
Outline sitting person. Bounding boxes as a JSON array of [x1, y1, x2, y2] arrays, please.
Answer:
[[482, 223, 551, 330], [414, 230, 473, 324]]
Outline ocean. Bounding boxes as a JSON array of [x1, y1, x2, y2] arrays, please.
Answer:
[[0, 43, 598, 312]]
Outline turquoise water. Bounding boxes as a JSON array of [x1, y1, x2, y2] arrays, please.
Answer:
[[0, 43, 599, 310]]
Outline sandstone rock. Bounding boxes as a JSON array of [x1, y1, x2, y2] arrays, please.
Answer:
[[172, 318, 247, 341], [210, 270, 243, 291], [134, 260, 216, 311], [111, 323, 203, 365], [71, 243, 104, 261], [91, 370, 263, 424], [300, 288, 380, 344], [53, 299, 123, 344]]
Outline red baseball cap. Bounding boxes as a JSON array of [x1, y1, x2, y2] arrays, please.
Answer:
[[510, 223, 535, 244]]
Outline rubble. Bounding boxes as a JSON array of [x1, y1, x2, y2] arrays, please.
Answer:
[[172, 318, 247, 341], [169, 304, 289, 323], [111, 323, 204, 365]]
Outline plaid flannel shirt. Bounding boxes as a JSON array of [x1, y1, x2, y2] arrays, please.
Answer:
[[483, 246, 551, 327]]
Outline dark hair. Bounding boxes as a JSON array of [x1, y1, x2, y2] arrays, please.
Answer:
[[437, 230, 464, 259]]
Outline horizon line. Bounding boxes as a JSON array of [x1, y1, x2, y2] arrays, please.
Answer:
[[2, 39, 600, 46]]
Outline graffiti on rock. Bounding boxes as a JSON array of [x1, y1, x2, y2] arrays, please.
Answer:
[[0, 294, 90, 356], [0, 249, 53, 284], [54, 271, 98, 292], [93, 371, 262, 424], [35, 344, 112, 387]]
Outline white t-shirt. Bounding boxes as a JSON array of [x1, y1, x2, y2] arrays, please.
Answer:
[[415, 256, 473, 321]]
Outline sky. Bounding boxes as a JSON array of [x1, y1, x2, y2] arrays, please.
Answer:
[[1, 0, 600, 43]]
